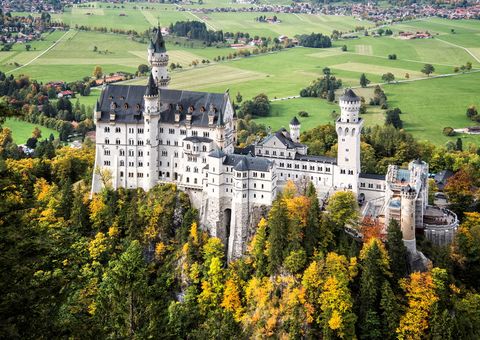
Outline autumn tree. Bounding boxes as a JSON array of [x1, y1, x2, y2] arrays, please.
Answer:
[[267, 195, 290, 275]]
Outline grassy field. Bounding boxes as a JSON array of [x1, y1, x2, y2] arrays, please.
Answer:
[[4, 118, 59, 144], [2, 7, 480, 145]]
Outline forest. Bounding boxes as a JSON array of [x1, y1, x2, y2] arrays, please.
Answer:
[[1, 115, 480, 339]]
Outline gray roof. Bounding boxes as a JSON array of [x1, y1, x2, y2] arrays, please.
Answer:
[[145, 73, 158, 97], [184, 136, 212, 143], [97, 84, 229, 126], [152, 26, 166, 53], [209, 149, 226, 158], [340, 89, 360, 102], [290, 116, 300, 126], [359, 173, 386, 180], [294, 153, 336, 164], [224, 154, 271, 172], [258, 129, 304, 149]]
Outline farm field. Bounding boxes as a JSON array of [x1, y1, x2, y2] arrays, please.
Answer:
[[3, 6, 480, 145], [4, 118, 59, 144]]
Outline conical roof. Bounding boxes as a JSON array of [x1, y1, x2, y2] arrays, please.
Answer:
[[145, 73, 158, 97], [340, 89, 360, 101], [153, 26, 166, 53], [290, 116, 300, 126], [148, 39, 155, 50]]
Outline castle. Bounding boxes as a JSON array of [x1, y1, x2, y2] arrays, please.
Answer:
[[91, 27, 458, 261]]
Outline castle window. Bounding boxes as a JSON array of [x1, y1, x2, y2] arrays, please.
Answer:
[[186, 144, 190, 150], [273, 151, 276, 156], [376, 184, 382, 189], [174, 152, 179, 158], [202, 145, 207, 152], [104, 149, 110, 156], [169, 129, 175, 134], [129, 162, 134, 167], [116, 139, 120, 145], [302, 165, 307, 170], [128, 150, 134, 156], [138, 173, 143, 178], [129, 139, 134, 145], [186, 177, 190, 183], [192, 131, 198, 136], [368, 184, 373, 188], [257, 150, 261, 155], [129, 128, 134, 133], [138, 150, 143, 157], [105, 138, 110, 144], [180, 130, 186, 135], [166, 140, 170, 145], [138, 162, 143, 167], [103, 160, 111, 166], [115, 127, 121, 133], [186, 166, 190, 172], [120, 171, 124, 177], [203, 132, 209, 137], [295, 164, 299, 169], [326, 167, 330, 172], [341, 169, 346, 174], [137, 128, 144, 134], [194, 178, 198, 184], [360, 183, 365, 188], [280, 163, 284, 167], [348, 170, 353, 175], [120, 160, 124, 166], [254, 183, 257, 188], [254, 194, 256, 198], [120, 149, 125, 156], [160, 128, 164, 133], [138, 140, 144, 146], [261, 184, 264, 189], [265, 150, 269, 155], [261, 173, 265, 179], [253, 172, 257, 178], [104, 127, 110, 133], [162, 151, 167, 156]]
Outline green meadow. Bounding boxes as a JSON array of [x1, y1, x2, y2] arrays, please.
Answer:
[[2, 5, 480, 145], [4, 118, 59, 144]]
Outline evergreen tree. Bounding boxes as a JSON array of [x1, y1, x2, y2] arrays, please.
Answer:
[[304, 182, 321, 258], [456, 137, 463, 151], [380, 281, 400, 339], [386, 219, 408, 282], [360, 73, 370, 88], [267, 195, 289, 275], [327, 82, 335, 102], [97, 240, 149, 338]]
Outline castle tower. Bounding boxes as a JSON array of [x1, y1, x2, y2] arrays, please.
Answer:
[[335, 89, 363, 193], [401, 186, 417, 253], [143, 73, 160, 189], [215, 107, 225, 150], [147, 26, 170, 88], [289, 117, 300, 143]]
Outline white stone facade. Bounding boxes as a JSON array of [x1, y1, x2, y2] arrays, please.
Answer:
[[91, 27, 456, 259]]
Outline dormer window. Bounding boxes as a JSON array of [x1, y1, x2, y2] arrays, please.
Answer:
[[124, 103, 129, 109], [188, 105, 194, 113], [200, 106, 206, 112], [136, 104, 141, 111]]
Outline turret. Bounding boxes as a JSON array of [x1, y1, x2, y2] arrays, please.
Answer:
[[335, 89, 363, 193], [144, 73, 159, 114], [401, 185, 417, 253], [289, 116, 300, 143], [147, 26, 170, 88], [215, 109, 225, 150], [339, 88, 361, 123]]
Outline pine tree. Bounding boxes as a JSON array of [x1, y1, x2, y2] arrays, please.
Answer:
[[380, 281, 400, 339], [252, 218, 268, 277], [267, 195, 289, 275], [386, 219, 408, 283], [304, 182, 321, 258], [360, 73, 370, 88], [327, 82, 335, 102], [456, 137, 463, 151]]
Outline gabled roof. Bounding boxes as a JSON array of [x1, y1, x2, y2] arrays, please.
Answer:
[[359, 173, 386, 180], [340, 89, 360, 102], [234, 158, 249, 171], [258, 129, 304, 150]]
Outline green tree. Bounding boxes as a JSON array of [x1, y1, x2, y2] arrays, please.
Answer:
[[325, 191, 359, 229], [360, 73, 370, 88], [386, 219, 408, 282], [380, 281, 401, 339], [267, 195, 290, 275], [93, 65, 103, 79], [382, 72, 395, 83], [385, 108, 403, 129], [421, 64, 435, 76], [97, 240, 148, 338]]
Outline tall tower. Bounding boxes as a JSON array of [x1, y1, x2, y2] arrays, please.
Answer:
[[335, 89, 363, 193], [147, 26, 170, 88], [401, 186, 417, 253], [289, 116, 300, 143], [143, 73, 160, 189]]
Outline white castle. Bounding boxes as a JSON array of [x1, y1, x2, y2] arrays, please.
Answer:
[[91, 27, 458, 261]]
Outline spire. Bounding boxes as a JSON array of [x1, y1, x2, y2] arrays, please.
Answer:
[[145, 73, 158, 97], [340, 88, 360, 102], [153, 25, 166, 53], [216, 109, 224, 127], [148, 39, 154, 50], [290, 116, 300, 126]]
